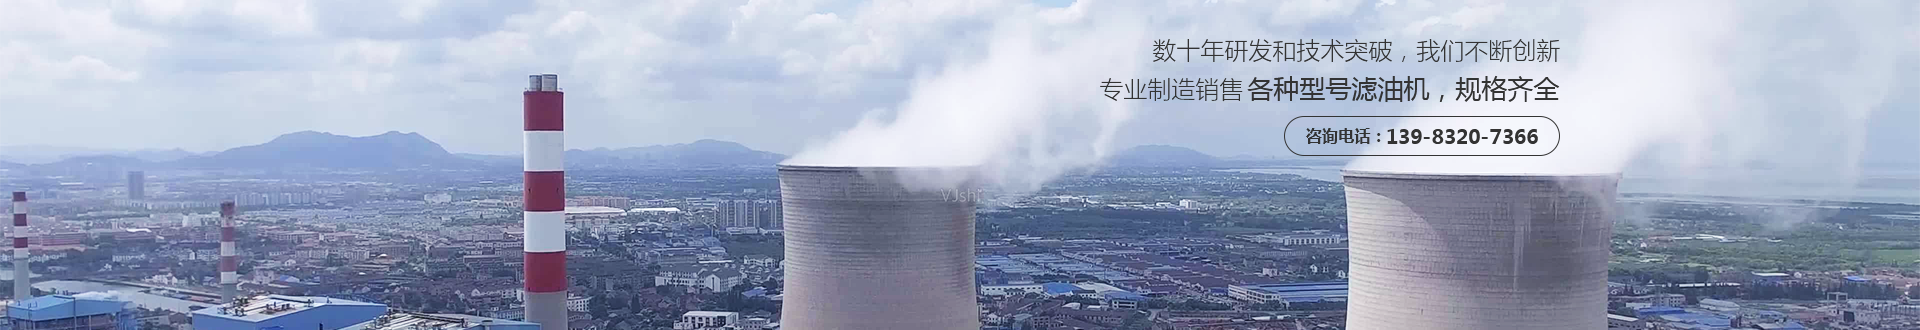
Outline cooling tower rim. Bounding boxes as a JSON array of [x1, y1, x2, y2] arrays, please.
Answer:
[[1342, 169, 1620, 181]]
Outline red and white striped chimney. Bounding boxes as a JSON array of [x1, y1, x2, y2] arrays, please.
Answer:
[[522, 73, 567, 328], [219, 201, 238, 302], [12, 192, 29, 300]]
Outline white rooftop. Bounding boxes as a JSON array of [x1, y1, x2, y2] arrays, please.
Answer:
[[564, 206, 626, 214]]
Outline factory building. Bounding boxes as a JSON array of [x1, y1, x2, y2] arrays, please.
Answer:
[[1343, 171, 1618, 330], [340, 312, 538, 330], [777, 165, 981, 330], [6, 294, 136, 330], [190, 295, 387, 330], [1227, 282, 1349, 305]]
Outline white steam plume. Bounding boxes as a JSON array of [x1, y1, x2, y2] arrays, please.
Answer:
[[1348, 0, 1742, 175], [783, 1, 1146, 193], [73, 290, 127, 301], [1350, 0, 1911, 228]]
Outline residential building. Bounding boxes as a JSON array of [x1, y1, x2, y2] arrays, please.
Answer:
[[655, 264, 745, 292], [741, 255, 780, 283], [566, 294, 589, 313], [461, 282, 521, 313], [714, 200, 781, 229], [677, 311, 739, 330]]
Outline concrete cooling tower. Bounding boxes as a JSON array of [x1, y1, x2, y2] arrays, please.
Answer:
[[777, 165, 982, 330], [1342, 170, 1618, 330]]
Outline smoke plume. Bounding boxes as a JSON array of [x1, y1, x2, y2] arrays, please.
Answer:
[[73, 290, 127, 301], [784, 2, 1146, 193], [1348, 0, 1912, 228]]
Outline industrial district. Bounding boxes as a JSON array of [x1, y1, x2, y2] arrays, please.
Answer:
[[2, 75, 1919, 330]]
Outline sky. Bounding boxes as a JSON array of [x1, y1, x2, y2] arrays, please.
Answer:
[[0, 0, 1915, 170]]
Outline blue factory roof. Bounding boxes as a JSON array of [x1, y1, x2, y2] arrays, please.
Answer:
[[1657, 313, 1732, 327], [192, 295, 389, 330], [1635, 306, 1687, 316], [1238, 282, 1349, 293], [1235, 282, 1349, 303], [1844, 275, 1869, 282], [1760, 321, 1808, 330], [340, 312, 538, 330], [8, 294, 130, 321], [1102, 291, 1146, 301], [1042, 282, 1084, 295]]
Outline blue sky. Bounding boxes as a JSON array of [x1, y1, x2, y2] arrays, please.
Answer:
[[0, 0, 1913, 175]]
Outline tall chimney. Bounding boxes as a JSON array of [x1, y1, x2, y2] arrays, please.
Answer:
[[522, 73, 567, 329], [219, 201, 238, 302], [12, 192, 29, 300]]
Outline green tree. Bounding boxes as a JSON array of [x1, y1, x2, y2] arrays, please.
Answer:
[[589, 295, 610, 318], [1118, 311, 1151, 330]]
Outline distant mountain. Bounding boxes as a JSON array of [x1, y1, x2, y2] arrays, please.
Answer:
[[122, 148, 200, 162], [0, 145, 201, 164], [1110, 145, 1219, 167], [47, 155, 151, 168], [456, 153, 521, 165], [176, 131, 479, 170], [11, 155, 154, 177], [589, 139, 786, 165], [455, 139, 786, 168]]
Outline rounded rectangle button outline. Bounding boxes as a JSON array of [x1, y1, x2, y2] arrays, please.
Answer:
[[1284, 116, 1560, 156]]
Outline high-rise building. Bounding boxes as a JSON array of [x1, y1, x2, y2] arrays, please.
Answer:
[[777, 165, 981, 330], [125, 171, 143, 200], [1342, 170, 1617, 330], [7, 293, 136, 330], [714, 200, 781, 229], [758, 201, 782, 229]]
